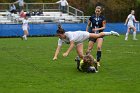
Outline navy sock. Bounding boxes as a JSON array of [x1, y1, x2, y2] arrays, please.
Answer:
[[96, 51, 101, 62]]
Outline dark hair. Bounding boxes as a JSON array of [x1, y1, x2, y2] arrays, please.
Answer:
[[56, 25, 65, 34]]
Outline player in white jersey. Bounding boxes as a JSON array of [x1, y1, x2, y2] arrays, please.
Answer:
[[22, 16, 29, 40], [14, 0, 25, 12], [53, 26, 119, 60], [124, 10, 139, 40]]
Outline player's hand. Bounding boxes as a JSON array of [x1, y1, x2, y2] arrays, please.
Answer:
[[92, 29, 96, 32], [53, 57, 57, 60], [92, 28, 99, 32], [63, 52, 68, 57]]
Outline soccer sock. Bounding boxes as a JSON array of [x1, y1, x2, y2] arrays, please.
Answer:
[[133, 32, 136, 39], [23, 35, 26, 37], [125, 32, 129, 38], [24, 35, 27, 40], [96, 51, 101, 62], [103, 32, 111, 36]]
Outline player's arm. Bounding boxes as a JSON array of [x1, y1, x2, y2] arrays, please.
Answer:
[[124, 17, 129, 25], [53, 45, 61, 60], [13, 1, 19, 4], [86, 20, 91, 32], [63, 41, 75, 57], [94, 20, 106, 31], [65, 1, 69, 5], [134, 16, 139, 23], [56, 0, 61, 3]]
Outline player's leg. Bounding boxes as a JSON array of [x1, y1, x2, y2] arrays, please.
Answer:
[[75, 43, 84, 71], [76, 43, 84, 59], [89, 31, 119, 39], [22, 30, 26, 40], [87, 38, 96, 54], [24, 30, 29, 40], [131, 26, 137, 40], [96, 38, 103, 66], [125, 27, 130, 40]]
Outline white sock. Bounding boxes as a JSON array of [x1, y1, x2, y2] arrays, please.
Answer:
[[23, 35, 26, 37], [125, 32, 129, 39], [125, 32, 129, 38], [133, 32, 136, 39], [104, 32, 111, 36], [25, 35, 27, 40]]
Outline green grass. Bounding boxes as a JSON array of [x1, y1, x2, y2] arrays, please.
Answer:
[[0, 35, 140, 93]]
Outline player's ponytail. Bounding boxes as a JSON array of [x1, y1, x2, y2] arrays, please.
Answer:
[[56, 25, 65, 34]]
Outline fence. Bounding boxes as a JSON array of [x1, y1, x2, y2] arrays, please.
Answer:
[[0, 23, 133, 37], [0, 3, 84, 17], [135, 22, 140, 32]]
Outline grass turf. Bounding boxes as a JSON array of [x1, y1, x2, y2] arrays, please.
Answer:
[[0, 35, 140, 93]]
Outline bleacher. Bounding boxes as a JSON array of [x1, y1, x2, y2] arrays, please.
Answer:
[[0, 2, 85, 24], [0, 11, 82, 24]]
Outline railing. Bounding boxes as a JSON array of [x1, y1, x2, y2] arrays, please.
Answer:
[[67, 6, 83, 16], [0, 3, 60, 12], [67, 5, 84, 23], [135, 22, 140, 32], [0, 3, 85, 23], [0, 3, 84, 15], [25, 3, 60, 12]]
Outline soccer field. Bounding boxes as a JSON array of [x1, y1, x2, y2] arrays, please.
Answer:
[[0, 35, 140, 93]]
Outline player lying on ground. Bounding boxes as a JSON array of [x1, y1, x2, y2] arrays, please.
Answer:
[[75, 52, 98, 73], [53, 26, 119, 60]]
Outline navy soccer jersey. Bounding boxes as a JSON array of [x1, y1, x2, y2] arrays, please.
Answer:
[[89, 15, 106, 33]]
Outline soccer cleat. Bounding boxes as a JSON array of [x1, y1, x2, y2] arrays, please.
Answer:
[[125, 37, 128, 41], [110, 31, 120, 37], [75, 56, 82, 71], [97, 62, 100, 67], [133, 38, 138, 40], [94, 62, 99, 72], [25, 38, 27, 40], [75, 56, 80, 62]]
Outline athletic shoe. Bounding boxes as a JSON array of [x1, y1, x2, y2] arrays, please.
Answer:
[[111, 31, 120, 37], [75, 56, 80, 62], [125, 37, 128, 41], [94, 62, 99, 72], [97, 62, 100, 67], [75, 56, 81, 71], [133, 38, 138, 40]]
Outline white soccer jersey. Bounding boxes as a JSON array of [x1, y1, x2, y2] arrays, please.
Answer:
[[18, 0, 24, 6], [127, 14, 135, 27], [58, 31, 89, 46], [56, 0, 68, 6], [22, 19, 28, 30]]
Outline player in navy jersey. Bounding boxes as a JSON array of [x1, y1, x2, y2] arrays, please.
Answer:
[[86, 6, 106, 66]]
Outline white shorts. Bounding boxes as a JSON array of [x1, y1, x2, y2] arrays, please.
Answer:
[[127, 23, 135, 28], [75, 31, 90, 45], [22, 26, 28, 31]]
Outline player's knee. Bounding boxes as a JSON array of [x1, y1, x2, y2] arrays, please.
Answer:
[[97, 47, 102, 51], [88, 46, 93, 50], [78, 54, 83, 59]]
